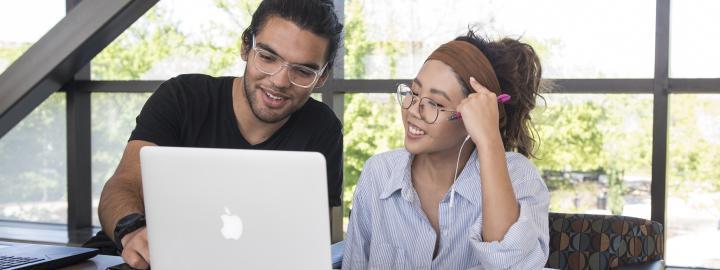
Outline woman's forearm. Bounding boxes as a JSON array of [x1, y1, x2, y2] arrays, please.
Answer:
[[476, 131, 519, 242]]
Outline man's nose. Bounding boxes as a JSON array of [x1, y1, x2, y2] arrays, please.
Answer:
[[269, 65, 292, 88]]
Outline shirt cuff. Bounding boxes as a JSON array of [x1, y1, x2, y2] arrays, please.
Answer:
[[469, 203, 543, 269]]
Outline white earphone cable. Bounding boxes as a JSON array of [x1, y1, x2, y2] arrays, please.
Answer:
[[449, 135, 471, 209]]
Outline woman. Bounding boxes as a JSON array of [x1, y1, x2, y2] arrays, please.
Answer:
[[342, 30, 550, 269]]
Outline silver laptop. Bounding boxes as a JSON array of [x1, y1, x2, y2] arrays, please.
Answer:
[[140, 147, 331, 270]]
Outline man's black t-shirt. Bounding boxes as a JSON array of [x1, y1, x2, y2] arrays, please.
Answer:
[[130, 74, 343, 206]]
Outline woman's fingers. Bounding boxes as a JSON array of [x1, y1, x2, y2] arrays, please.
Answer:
[[469, 77, 494, 96]]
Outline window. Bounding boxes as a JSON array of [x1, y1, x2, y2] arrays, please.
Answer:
[[0, 93, 67, 223], [666, 94, 720, 268], [342, 93, 403, 227], [0, 0, 64, 73], [91, 0, 259, 80], [345, 0, 655, 79], [1, 3, 718, 269], [534, 94, 653, 219], [670, 0, 720, 78], [0, 0, 65, 226], [91, 93, 152, 226]]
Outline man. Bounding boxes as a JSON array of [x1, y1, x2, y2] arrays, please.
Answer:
[[96, 0, 344, 268]]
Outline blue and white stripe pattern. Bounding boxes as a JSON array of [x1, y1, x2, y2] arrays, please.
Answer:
[[342, 149, 550, 270]]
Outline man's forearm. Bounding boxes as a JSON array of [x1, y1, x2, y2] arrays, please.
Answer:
[[98, 176, 145, 240]]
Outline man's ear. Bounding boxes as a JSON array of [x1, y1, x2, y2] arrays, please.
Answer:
[[240, 40, 250, 62]]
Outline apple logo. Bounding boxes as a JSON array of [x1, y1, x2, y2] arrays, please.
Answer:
[[220, 207, 243, 240]]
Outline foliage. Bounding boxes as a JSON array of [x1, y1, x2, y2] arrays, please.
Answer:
[[667, 95, 720, 197], [0, 93, 66, 208], [607, 169, 625, 215], [533, 98, 606, 171], [0, 43, 30, 72], [341, 0, 404, 214], [92, 7, 187, 80], [192, 0, 261, 76], [343, 0, 373, 80], [343, 94, 404, 212]]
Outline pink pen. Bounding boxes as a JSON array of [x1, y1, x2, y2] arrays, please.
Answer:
[[449, 94, 511, 120]]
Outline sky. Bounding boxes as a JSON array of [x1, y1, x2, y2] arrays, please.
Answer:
[[0, 0, 64, 43]]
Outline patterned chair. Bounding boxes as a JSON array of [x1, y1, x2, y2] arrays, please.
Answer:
[[545, 212, 665, 270]]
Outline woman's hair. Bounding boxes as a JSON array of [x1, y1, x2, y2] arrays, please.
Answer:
[[455, 30, 543, 158]]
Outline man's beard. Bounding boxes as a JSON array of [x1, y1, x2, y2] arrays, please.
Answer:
[[242, 68, 308, 124]]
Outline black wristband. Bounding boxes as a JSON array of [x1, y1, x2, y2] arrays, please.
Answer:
[[113, 213, 146, 251]]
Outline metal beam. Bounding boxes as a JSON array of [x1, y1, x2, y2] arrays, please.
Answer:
[[75, 78, 663, 94], [68, 80, 164, 93], [0, 0, 158, 138], [66, 77, 93, 241], [548, 79, 654, 94], [651, 0, 670, 235], [328, 0, 345, 244], [323, 79, 654, 94], [669, 78, 720, 93], [65, 0, 94, 241], [332, 0, 345, 81], [324, 79, 403, 94]]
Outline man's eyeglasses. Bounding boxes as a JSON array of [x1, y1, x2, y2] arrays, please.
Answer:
[[396, 83, 460, 124], [251, 35, 327, 88]]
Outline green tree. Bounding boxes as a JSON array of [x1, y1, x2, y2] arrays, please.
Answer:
[[0, 43, 31, 73], [600, 95, 653, 176], [92, 7, 187, 80], [193, 0, 261, 76], [533, 98, 606, 172], [0, 93, 66, 222], [341, 0, 405, 216], [607, 169, 625, 215], [343, 0, 373, 80], [668, 95, 720, 196]]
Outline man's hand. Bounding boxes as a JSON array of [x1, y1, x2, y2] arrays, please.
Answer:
[[120, 227, 150, 269]]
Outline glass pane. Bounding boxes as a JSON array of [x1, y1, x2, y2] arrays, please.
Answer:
[[92, 0, 261, 80], [0, 0, 64, 73], [670, 0, 720, 78], [345, 0, 655, 79], [0, 93, 67, 223], [666, 94, 720, 268], [533, 94, 653, 219], [342, 93, 404, 228], [91, 93, 152, 226]]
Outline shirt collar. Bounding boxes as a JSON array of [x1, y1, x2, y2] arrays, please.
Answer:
[[378, 149, 483, 206], [379, 150, 412, 200]]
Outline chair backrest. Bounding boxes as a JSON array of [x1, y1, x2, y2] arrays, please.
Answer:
[[545, 212, 664, 269]]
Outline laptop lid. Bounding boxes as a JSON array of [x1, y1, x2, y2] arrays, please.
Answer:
[[0, 241, 98, 270], [140, 147, 331, 270]]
